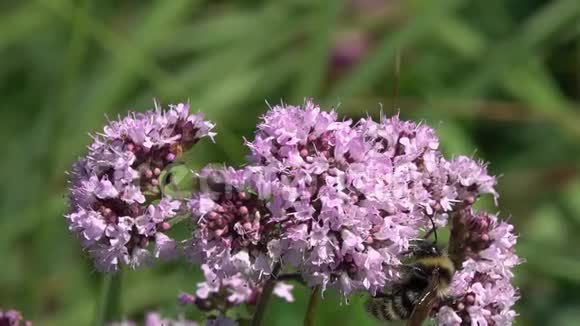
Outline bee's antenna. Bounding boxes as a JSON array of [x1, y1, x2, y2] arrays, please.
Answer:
[[430, 215, 438, 244], [423, 215, 438, 244]]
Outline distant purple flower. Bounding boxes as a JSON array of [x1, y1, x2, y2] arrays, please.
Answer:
[[331, 31, 371, 68], [178, 292, 196, 305], [110, 312, 199, 326], [109, 321, 136, 326], [66, 102, 215, 271], [0, 308, 31, 326], [435, 209, 521, 326], [180, 260, 293, 313], [206, 316, 238, 326], [240, 100, 499, 296], [144, 312, 198, 326]]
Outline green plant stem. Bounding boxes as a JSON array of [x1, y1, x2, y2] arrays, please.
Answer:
[[277, 273, 305, 285], [303, 285, 321, 326], [250, 263, 281, 326], [94, 271, 123, 326], [448, 203, 471, 269], [392, 47, 401, 112]]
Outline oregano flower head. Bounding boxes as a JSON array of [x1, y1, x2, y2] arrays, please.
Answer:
[[61, 98, 521, 326], [189, 100, 503, 298], [66, 103, 215, 271]]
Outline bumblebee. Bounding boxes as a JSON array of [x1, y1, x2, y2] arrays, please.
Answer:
[[365, 229, 454, 325]]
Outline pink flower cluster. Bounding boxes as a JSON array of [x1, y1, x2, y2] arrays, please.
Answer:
[[180, 263, 293, 310], [436, 209, 521, 326], [186, 166, 283, 280], [62, 99, 521, 325], [109, 312, 236, 326], [189, 100, 502, 298], [66, 103, 215, 271]]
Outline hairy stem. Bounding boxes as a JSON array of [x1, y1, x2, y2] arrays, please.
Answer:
[[250, 263, 281, 326], [448, 202, 472, 269], [94, 271, 123, 326], [304, 285, 321, 326], [277, 273, 306, 285]]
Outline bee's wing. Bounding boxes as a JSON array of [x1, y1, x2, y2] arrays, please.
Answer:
[[406, 268, 440, 326]]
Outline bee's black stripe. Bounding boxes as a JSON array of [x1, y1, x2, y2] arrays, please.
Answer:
[[366, 253, 455, 322], [365, 297, 402, 321], [402, 289, 419, 316], [366, 298, 387, 320], [384, 299, 401, 320], [393, 293, 410, 319]]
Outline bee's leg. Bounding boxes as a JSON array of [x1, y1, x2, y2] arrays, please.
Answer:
[[423, 227, 435, 240], [276, 273, 305, 285], [373, 292, 390, 298]]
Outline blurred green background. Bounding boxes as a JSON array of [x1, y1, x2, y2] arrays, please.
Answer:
[[1, 0, 580, 325]]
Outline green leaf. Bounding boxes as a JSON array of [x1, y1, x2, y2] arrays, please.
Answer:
[[160, 164, 195, 199]]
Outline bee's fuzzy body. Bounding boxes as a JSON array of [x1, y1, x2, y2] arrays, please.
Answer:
[[365, 246, 455, 321]]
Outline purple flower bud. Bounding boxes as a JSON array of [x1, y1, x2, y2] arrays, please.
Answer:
[[178, 292, 196, 305], [160, 222, 171, 231]]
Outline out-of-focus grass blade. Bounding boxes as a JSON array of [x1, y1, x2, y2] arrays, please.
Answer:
[[440, 1, 580, 138], [502, 59, 564, 108], [433, 16, 485, 59], [164, 23, 301, 99], [548, 309, 580, 326], [561, 180, 580, 227], [519, 242, 580, 283], [501, 58, 580, 138], [163, 13, 262, 55], [44, 301, 94, 326], [94, 273, 123, 326], [0, 3, 55, 49], [161, 4, 285, 56], [458, 0, 580, 95], [179, 50, 300, 164], [39, 0, 201, 174], [51, 0, 92, 172], [517, 0, 580, 48], [429, 115, 475, 156], [325, 0, 465, 103], [132, 0, 203, 48], [291, 0, 344, 101], [524, 203, 570, 248], [131, 4, 307, 108]]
